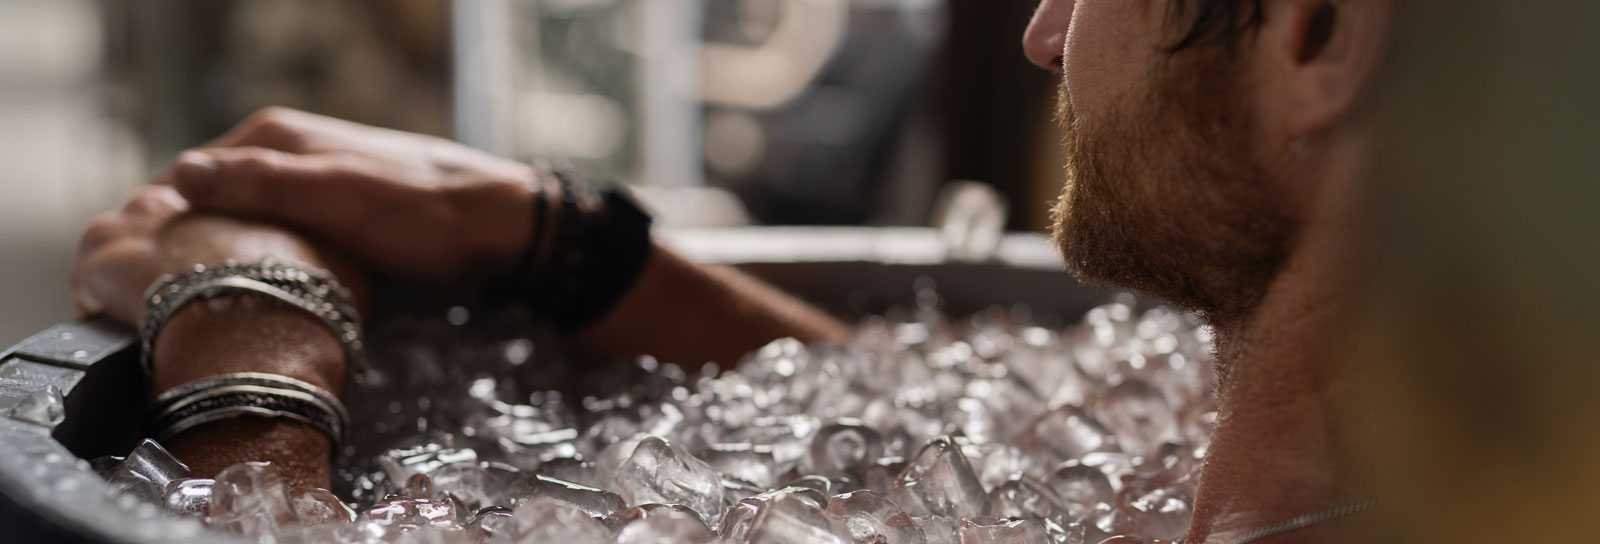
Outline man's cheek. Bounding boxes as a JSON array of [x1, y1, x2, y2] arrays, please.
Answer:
[[1063, 2, 1163, 114]]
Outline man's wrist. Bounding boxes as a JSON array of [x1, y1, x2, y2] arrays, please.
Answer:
[[460, 169, 545, 279], [151, 295, 346, 395]]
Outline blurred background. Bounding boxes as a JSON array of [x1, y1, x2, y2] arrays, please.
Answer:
[[0, 0, 1070, 346]]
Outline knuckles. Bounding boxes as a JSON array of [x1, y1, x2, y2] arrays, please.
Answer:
[[77, 212, 123, 253], [83, 186, 185, 253], [236, 107, 311, 150]]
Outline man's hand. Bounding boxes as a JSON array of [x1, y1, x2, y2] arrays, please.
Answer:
[[161, 107, 851, 367], [70, 185, 356, 326], [166, 107, 538, 286]]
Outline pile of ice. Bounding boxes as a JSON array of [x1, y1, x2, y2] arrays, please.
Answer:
[[96, 291, 1217, 544]]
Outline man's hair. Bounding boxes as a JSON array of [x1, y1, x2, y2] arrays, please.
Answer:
[[1168, 0, 1265, 51]]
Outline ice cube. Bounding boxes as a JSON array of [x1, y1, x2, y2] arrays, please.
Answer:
[[702, 443, 779, 489], [429, 461, 531, 511], [956, 517, 1051, 544], [825, 490, 924, 544], [609, 503, 715, 544], [375, 441, 478, 486], [1028, 406, 1115, 460], [529, 475, 627, 518], [1093, 378, 1177, 457], [1046, 462, 1114, 521], [985, 476, 1068, 526], [292, 487, 356, 526], [913, 515, 957, 544], [210, 462, 298, 536], [613, 436, 725, 524], [1125, 486, 1192, 541], [465, 506, 516, 541], [7, 385, 65, 427], [162, 478, 212, 521], [890, 436, 988, 519], [509, 496, 610, 543], [809, 421, 884, 480], [105, 439, 190, 505], [358, 496, 463, 530], [730, 493, 850, 544], [968, 444, 1046, 492]]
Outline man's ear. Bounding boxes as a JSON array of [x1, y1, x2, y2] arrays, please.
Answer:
[[1257, 0, 1389, 136]]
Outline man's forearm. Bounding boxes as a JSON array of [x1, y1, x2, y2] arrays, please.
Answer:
[[575, 242, 851, 370], [152, 296, 346, 490]]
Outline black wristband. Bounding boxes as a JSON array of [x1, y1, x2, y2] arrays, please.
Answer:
[[522, 167, 654, 332], [500, 168, 552, 301]]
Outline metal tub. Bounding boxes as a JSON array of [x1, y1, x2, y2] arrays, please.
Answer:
[[0, 227, 1102, 544]]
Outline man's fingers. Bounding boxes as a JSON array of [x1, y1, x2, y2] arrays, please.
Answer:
[[170, 147, 375, 239], [202, 107, 315, 152]]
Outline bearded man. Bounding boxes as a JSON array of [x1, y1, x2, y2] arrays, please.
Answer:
[[1025, 0, 1390, 541], [71, 1, 1393, 542]]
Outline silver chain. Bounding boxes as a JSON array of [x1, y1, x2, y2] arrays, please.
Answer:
[[1229, 499, 1379, 544]]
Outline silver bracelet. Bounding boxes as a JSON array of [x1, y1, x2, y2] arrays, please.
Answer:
[[149, 373, 350, 447], [139, 260, 367, 377]]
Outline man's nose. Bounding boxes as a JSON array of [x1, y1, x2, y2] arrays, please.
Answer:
[[1023, 0, 1074, 70]]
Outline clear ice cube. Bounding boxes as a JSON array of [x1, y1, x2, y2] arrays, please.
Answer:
[[613, 436, 725, 524], [1046, 462, 1114, 521], [530, 474, 627, 518], [375, 441, 478, 488], [292, 486, 356, 526], [825, 490, 925, 544], [537, 457, 605, 489], [210, 462, 299, 536], [1093, 378, 1178, 457], [609, 503, 715, 544], [913, 515, 958, 544], [465, 506, 516, 542], [703, 443, 779, 489], [1028, 406, 1115, 460], [7, 385, 65, 427], [890, 436, 988, 519], [1125, 486, 1192, 541], [358, 496, 463, 530], [430, 461, 531, 511], [809, 421, 884, 480], [162, 478, 213, 521], [731, 493, 850, 544], [509, 496, 610, 543], [985, 476, 1068, 526], [106, 439, 191, 505], [956, 517, 1051, 544]]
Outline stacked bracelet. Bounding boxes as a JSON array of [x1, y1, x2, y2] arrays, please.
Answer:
[[148, 373, 349, 448], [139, 260, 367, 377], [511, 165, 655, 332]]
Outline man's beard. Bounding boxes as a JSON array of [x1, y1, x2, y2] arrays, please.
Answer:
[[1051, 54, 1295, 327]]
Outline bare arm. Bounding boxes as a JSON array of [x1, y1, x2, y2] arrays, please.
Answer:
[[155, 297, 345, 489], [575, 242, 849, 369], [166, 107, 847, 367], [72, 196, 363, 489]]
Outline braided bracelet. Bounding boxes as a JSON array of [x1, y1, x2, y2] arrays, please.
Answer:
[[518, 166, 654, 332]]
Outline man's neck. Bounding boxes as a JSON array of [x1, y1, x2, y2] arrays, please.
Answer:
[[1186, 150, 1366, 543], [1186, 261, 1350, 543]]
